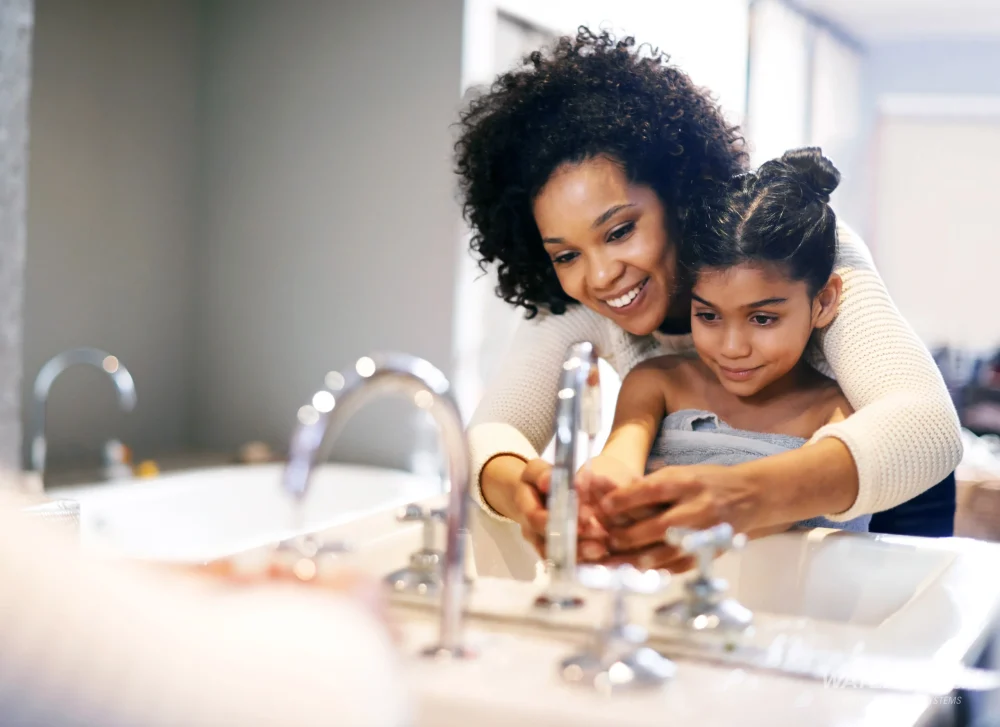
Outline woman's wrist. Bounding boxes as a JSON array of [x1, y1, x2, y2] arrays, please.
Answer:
[[739, 438, 860, 527], [480, 454, 529, 519]]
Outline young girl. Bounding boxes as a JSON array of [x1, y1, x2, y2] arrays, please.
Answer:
[[588, 147, 871, 546]]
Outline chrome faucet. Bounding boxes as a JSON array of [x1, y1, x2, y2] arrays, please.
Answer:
[[535, 341, 601, 610], [654, 523, 753, 635], [560, 564, 676, 692], [281, 352, 473, 658], [29, 347, 137, 484]]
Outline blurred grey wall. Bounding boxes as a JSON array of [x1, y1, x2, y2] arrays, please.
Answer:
[[195, 0, 463, 470], [24, 0, 464, 473], [23, 0, 201, 469]]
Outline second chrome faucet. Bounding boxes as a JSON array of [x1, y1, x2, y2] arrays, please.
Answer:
[[280, 352, 474, 659]]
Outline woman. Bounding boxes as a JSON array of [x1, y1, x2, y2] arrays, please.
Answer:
[[454, 29, 961, 574]]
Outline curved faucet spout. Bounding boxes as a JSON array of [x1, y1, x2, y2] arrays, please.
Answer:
[[30, 347, 138, 477], [281, 352, 472, 657]]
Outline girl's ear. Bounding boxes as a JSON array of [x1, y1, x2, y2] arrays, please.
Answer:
[[812, 273, 842, 329]]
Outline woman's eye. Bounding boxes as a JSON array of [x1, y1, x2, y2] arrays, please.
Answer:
[[607, 221, 635, 242], [751, 314, 777, 326], [694, 311, 719, 323], [553, 251, 578, 265]]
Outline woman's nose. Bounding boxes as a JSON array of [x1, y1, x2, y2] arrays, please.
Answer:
[[587, 252, 626, 292]]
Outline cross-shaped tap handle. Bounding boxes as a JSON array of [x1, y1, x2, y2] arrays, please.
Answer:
[[398, 503, 447, 551], [665, 523, 747, 580], [666, 523, 746, 553]]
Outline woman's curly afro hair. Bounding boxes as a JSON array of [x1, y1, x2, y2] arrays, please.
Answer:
[[454, 27, 747, 317]]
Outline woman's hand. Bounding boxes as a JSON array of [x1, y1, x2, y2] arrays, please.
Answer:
[[484, 457, 608, 558], [481, 456, 551, 555]]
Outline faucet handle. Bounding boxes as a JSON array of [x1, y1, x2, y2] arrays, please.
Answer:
[[387, 503, 448, 596], [397, 503, 446, 524], [276, 533, 351, 558], [577, 564, 670, 640], [559, 564, 677, 692], [666, 522, 747, 552], [577, 563, 669, 595], [655, 523, 753, 635], [398, 504, 447, 550]]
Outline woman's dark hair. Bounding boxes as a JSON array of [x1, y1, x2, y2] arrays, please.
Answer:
[[454, 27, 746, 317], [682, 147, 841, 296]]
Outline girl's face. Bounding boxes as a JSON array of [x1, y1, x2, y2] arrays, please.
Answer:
[[532, 156, 678, 336], [690, 263, 841, 398]]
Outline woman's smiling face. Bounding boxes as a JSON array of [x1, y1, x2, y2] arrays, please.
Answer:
[[532, 156, 678, 336]]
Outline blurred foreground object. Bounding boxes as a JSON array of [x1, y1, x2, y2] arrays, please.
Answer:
[[0, 472, 410, 727]]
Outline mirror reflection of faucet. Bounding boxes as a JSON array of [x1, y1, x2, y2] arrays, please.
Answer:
[[279, 352, 475, 659], [26, 347, 137, 492]]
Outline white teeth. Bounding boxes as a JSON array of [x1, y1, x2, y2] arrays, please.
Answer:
[[607, 281, 644, 309]]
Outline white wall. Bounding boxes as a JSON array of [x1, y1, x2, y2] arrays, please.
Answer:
[[24, 0, 201, 469], [867, 40, 1000, 96], [463, 0, 748, 120], [871, 112, 1000, 350], [856, 39, 1000, 242], [745, 0, 866, 227], [857, 39, 1000, 350], [196, 0, 465, 470]]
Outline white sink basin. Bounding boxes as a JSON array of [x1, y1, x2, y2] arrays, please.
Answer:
[[56, 468, 1000, 727], [717, 531, 957, 627], [295, 494, 1000, 727], [54, 463, 443, 562]]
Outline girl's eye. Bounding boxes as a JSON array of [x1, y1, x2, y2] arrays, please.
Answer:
[[694, 311, 719, 323], [751, 314, 777, 326], [553, 251, 579, 265], [607, 221, 635, 242]]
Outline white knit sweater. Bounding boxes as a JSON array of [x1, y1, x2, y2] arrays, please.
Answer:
[[468, 221, 963, 524]]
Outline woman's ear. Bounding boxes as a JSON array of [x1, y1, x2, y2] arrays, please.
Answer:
[[812, 273, 842, 329]]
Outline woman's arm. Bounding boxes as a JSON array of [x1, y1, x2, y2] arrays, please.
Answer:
[[470, 305, 619, 522], [807, 221, 963, 519]]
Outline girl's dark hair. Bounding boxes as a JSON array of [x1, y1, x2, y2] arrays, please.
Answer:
[[683, 147, 840, 295], [454, 27, 747, 317]]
